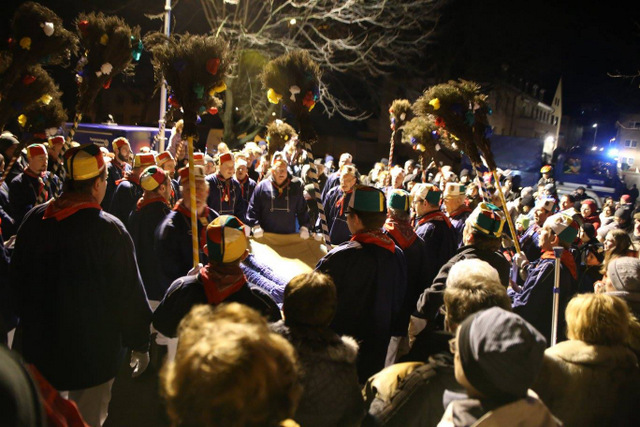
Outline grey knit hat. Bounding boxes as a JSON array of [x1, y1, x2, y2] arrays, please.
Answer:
[[457, 307, 547, 400], [607, 257, 640, 316]]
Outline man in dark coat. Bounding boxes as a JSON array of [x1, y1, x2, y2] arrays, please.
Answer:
[[9, 144, 151, 426], [155, 165, 218, 293], [383, 189, 429, 330], [411, 183, 457, 287], [153, 215, 280, 337], [128, 166, 172, 303], [322, 164, 357, 244], [246, 156, 311, 238], [321, 152, 355, 202], [206, 152, 246, 219], [443, 182, 472, 247], [0, 133, 25, 186], [510, 212, 579, 344], [409, 202, 509, 361], [156, 150, 181, 205], [234, 158, 255, 219], [109, 152, 156, 226], [0, 154, 16, 240], [9, 143, 57, 227], [102, 137, 132, 210], [519, 197, 554, 262], [316, 186, 407, 382]]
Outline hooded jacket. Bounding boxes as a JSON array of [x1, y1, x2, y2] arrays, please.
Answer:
[[271, 321, 365, 427], [533, 340, 640, 427]]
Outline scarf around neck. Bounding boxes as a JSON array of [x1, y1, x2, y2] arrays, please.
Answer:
[[384, 218, 417, 249], [43, 193, 102, 221], [199, 264, 247, 304], [351, 229, 396, 253], [540, 249, 578, 280]]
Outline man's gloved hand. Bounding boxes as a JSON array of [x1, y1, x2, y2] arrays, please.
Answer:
[[513, 252, 529, 281], [299, 226, 310, 240], [252, 226, 264, 238], [513, 251, 529, 269], [130, 351, 150, 378], [187, 263, 203, 276], [313, 232, 323, 241]]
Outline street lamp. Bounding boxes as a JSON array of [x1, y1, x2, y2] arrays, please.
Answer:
[[592, 123, 598, 146]]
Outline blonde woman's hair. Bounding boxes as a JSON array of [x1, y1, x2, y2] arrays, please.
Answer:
[[162, 303, 301, 427], [565, 293, 630, 346]]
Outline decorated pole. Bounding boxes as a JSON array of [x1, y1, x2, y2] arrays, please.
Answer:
[[414, 79, 521, 253], [261, 50, 331, 248], [388, 99, 411, 167], [145, 33, 229, 268]]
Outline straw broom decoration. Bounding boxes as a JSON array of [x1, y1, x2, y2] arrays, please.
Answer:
[[265, 119, 297, 164], [414, 79, 520, 252], [145, 32, 229, 269], [402, 115, 457, 182], [0, 65, 60, 187], [0, 2, 78, 95], [388, 99, 411, 167], [0, 2, 77, 188], [261, 50, 330, 247]]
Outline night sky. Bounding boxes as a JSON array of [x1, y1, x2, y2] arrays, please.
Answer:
[[3, 0, 640, 142]]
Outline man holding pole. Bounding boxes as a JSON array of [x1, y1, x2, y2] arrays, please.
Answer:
[[509, 212, 579, 343], [155, 165, 218, 290]]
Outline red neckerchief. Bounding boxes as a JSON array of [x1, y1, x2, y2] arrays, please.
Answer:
[[449, 205, 472, 219], [416, 210, 452, 228], [351, 229, 396, 253], [384, 218, 417, 249], [540, 250, 578, 280], [216, 174, 231, 203], [24, 168, 47, 200], [237, 176, 248, 198], [174, 200, 209, 222], [115, 170, 140, 187], [271, 175, 291, 197], [112, 160, 126, 173], [199, 265, 247, 305], [136, 194, 169, 211], [43, 193, 102, 221], [335, 189, 353, 215]]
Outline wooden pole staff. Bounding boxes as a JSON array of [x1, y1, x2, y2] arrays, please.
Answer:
[[187, 135, 199, 269]]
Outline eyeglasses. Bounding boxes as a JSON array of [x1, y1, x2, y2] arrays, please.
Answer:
[[448, 337, 457, 354]]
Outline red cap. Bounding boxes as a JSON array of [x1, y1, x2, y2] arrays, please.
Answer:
[[26, 143, 47, 160], [178, 165, 206, 182], [48, 136, 65, 147], [156, 151, 174, 166], [219, 152, 234, 165]]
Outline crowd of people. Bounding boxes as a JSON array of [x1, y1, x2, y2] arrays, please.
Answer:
[[2, 124, 640, 427]]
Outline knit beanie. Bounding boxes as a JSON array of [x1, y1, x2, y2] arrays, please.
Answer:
[[607, 257, 640, 298], [457, 307, 546, 400]]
